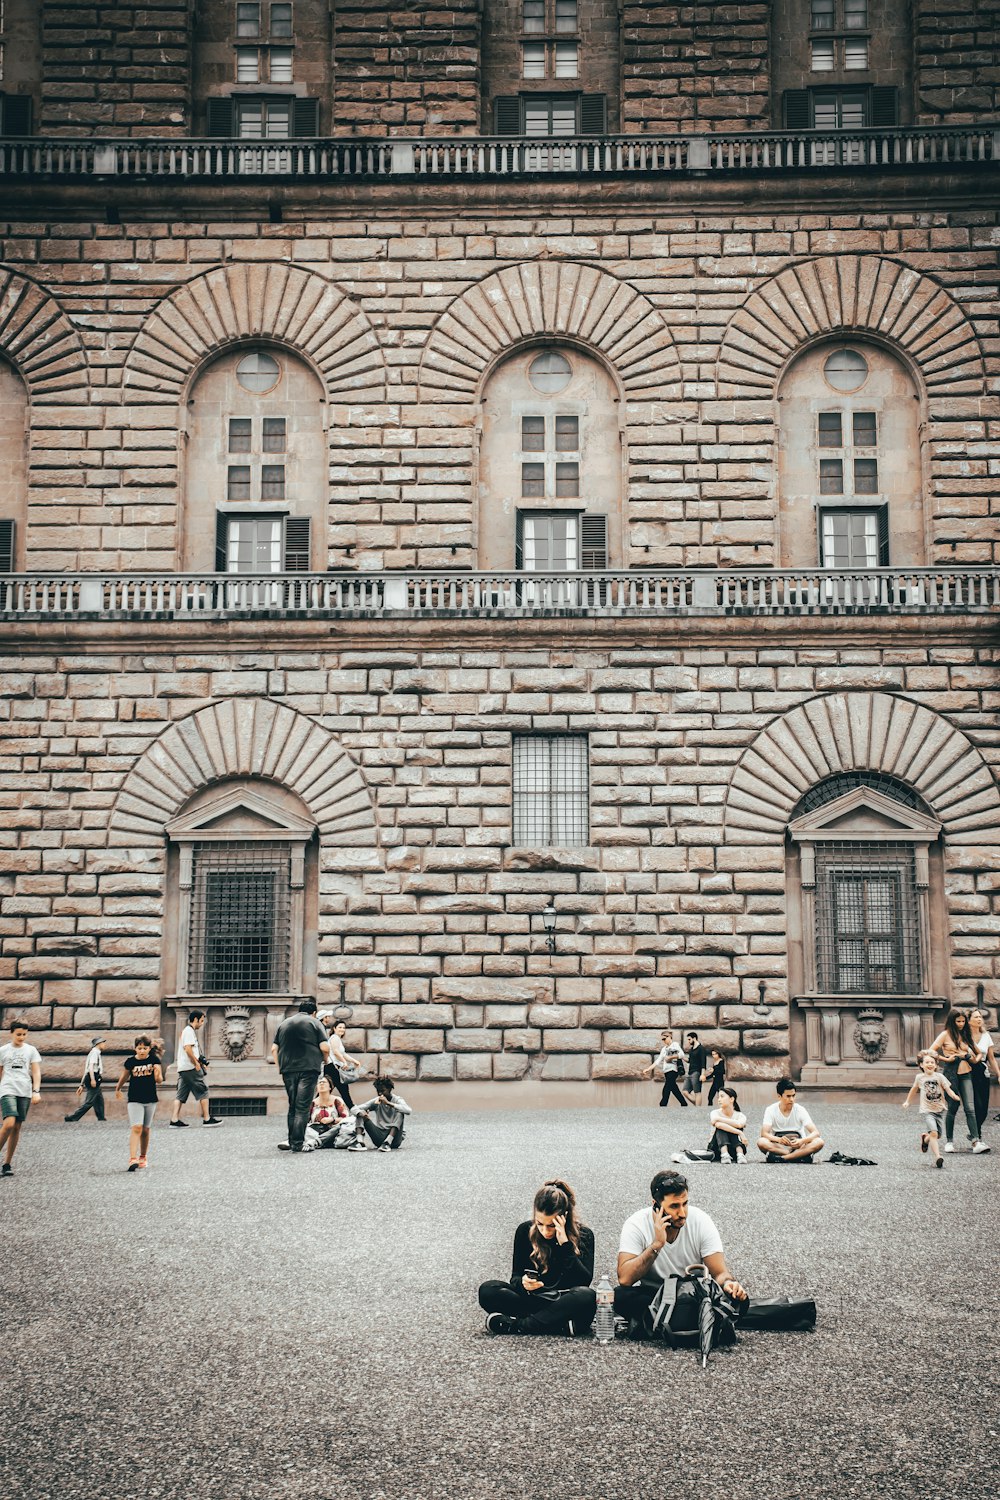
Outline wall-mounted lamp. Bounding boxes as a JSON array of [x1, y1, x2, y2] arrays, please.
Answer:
[[542, 898, 557, 955], [753, 980, 770, 1019]]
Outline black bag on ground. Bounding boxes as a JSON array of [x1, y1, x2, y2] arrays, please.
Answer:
[[739, 1295, 816, 1332], [645, 1274, 740, 1349]]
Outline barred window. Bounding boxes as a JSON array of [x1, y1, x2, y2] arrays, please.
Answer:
[[513, 735, 588, 846], [188, 842, 291, 994], [815, 844, 921, 994]]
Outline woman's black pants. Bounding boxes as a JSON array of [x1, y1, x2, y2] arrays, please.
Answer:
[[324, 1063, 354, 1111], [710, 1128, 740, 1162], [971, 1063, 991, 1135], [478, 1280, 596, 1335], [659, 1075, 688, 1108]]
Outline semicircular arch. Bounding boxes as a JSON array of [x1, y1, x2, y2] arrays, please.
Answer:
[[108, 698, 379, 848], [123, 263, 385, 403], [717, 256, 986, 398], [724, 692, 1000, 841], [418, 261, 681, 401], [0, 266, 88, 400]]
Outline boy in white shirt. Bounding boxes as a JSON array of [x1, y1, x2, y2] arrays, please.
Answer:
[[757, 1078, 825, 1162], [0, 1019, 43, 1177]]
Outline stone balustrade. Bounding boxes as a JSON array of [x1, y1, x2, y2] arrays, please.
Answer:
[[1, 567, 997, 621], [0, 125, 995, 182]]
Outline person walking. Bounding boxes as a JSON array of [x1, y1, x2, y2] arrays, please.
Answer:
[[969, 1008, 999, 1143], [641, 1030, 688, 1108], [169, 1010, 222, 1129], [0, 1019, 42, 1179], [929, 1009, 988, 1154], [682, 1031, 707, 1105], [64, 1037, 106, 1123], [705, 1048, 727, 1107], [322, 1017, 363, 1111], [478, 1179, 596, 1337], [348, 1077, 412, 1152], [270, 998, 331, 1153], [903, 1052, 960, 1168], [114, 1035, 163, 1172]]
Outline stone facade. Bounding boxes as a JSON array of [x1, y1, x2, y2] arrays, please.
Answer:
[[1, 2, 999, 1097]]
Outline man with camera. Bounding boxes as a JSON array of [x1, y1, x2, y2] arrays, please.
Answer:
[[169, 1009, 223, 1129], [614, 1169, 748, 1338]]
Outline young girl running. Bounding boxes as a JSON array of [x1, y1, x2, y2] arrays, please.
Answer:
[[903, 1052, 961, 1167], [114, 1035, 162, 1172]]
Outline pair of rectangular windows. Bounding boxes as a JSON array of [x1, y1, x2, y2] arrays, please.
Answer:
[[521, 412, 580, 498], [235, 48, 293, 85], [811, 0, 868, 29], [811, 38, 868, 71], [523, 42, 578, 79], [237, 3, 292, 37], [227, 466, 285, 501], [516, 512, 608, 571], [523, 0, 578, 32]]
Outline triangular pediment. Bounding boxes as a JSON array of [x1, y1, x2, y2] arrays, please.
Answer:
[[166, 787, 315, 842], [788, 786, 941, 843]]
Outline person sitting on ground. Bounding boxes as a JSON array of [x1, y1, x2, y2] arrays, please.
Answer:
[[349, 1076, 411, 1152], [641, 1029, 689, 1108], [307, 1077, 349, 1148], [479, 1179, 596, 1337], [708, 1087, 748, 1162], [614, 1169, 747, 1338], [903, 1051, 960, 1168], [757, 1078, 824, 1162], [705, 1048, 727, 1106]]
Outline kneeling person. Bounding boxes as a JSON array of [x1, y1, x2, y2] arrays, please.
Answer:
[[615, 1169, 747, 1336], [349, 1076, 411, 1151], [479, 1179, 596, 1337]]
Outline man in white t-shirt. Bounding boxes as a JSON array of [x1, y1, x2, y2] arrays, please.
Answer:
[[614, 1168, 747, 1334], [757, 1078, 824, 1162], [0, 1019, 43, 1177], [169, 1010, 222, 1128]]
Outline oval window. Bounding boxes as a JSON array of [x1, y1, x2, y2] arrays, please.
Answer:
[[823, 348, 869, 393], [236, 350, 281, 394], [528, 350, 573, 394]]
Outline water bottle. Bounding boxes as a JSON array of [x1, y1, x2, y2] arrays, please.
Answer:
[[594, 1273, 615, 1344]]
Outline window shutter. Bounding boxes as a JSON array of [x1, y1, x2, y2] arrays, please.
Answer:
[[580, 94, 606, 135], [580, 513, 608, 571], [783, 90, 811, 130], [871, 87, 898, 128], [215, 512, 229, 573], [0, 519, 14, 572], [515, 511, 524, 569], [1, 95, 33, 136], [206, 98, 234, 137], [293, 98, 319, 137], [877, 506, 889, 567], [494, 95, 521, 135], [283, 517, 311, 572]]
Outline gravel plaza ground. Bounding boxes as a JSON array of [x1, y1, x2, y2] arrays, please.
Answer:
[[3, 1099, 998, 1500]]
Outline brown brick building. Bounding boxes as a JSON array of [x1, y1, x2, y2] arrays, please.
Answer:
[[1, 2, 999, 1104]]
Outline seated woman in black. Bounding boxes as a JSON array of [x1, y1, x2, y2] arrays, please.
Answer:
[[478, 1179, 596, 1337]]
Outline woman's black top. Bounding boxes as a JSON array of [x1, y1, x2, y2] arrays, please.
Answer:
[[508, 1221, 595, 1291]]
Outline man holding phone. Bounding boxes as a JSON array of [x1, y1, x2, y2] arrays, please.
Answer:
[[614, 1169, 747, 1335]]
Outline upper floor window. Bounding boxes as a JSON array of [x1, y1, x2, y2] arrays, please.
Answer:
[[521, 1, 578, 78], [485, 0, 617, 133], [0, 358, 26, 573], [513, 735, 589, 847], [773, 0, 908, 129], [197, 0, 321, 137]]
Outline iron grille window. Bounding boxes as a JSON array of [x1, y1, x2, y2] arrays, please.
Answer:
[[513, 735, 589, 847], [794, 772, 926, 818], [188, 843, 291, 994], [815, 843, 921, 995]]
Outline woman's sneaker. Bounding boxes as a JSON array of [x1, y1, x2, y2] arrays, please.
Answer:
[[485, 1313, 516, 1336], [943, 1142, 955, 1152], [972, 1141, 990, 1154]]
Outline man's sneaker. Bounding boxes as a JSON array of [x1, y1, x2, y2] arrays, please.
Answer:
[[920, 1133, 929, 1154], [347, 1140, 367, 1152], [0, 1163, 12, 1177], [168, 1120, 188, 1129], [484, 1313, 516, 1336], [127, 1159, 139, 1172], [64, 1114, 75, 1122], [935, 1157, 944, 1168], [944, 1142, 955, 1153], [972, 1141, 990, 1154], [377, 1143, 392, 1152], [203, 1116, 223, 1127]]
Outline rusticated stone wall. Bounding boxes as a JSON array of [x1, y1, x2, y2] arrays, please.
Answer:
[[2, 636, 999, 1086]]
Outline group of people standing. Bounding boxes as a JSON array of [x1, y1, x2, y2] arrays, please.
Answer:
[[903, 1006, 998, 1166]]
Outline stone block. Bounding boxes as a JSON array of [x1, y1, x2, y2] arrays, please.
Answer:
[[741, 1029, 789, 1055], [0, 1005, 51, 1028], [71, 1008, 112, 1028], [500, 1028, 542, 1052], [719, 1006, 791, 1029], [630, 1007, 675, 1028], [389, 1029, 445, 1053], [728, 1055, 789, 1082], [483, 1004, 528, 1028], [382, 1054, 417, 1081], [528, 1004, 580, 1028], [592, 1054, 650, 1080], [542, 1028, 602, 1052], [418, 1053, 455, 1081], [540, 1054, 592, 1081], [601, 1029, 665, 1052], [668, 1006, 721, 1027], [493, 1053, 531, 1080], [456, 1054, 494, 1081], [381, 1004, 454, 1028], [433, 977, 552, 1004], [445, 1028, 502, 1052], [111, 1006, 160, 1028], [580, 1006, 631, 1029], [454, 1004, 485, 1026]]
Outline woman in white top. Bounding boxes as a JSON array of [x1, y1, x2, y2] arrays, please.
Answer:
[[929, 1009, 986, 1154], [969, 1008, 999, 1144], [322, 1018, 364, 1110], [708, 1087, 748, 1163]]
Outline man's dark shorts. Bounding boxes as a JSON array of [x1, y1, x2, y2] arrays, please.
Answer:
[[0, 1095, 30, 1122], [175, 1069, 208, 1103]]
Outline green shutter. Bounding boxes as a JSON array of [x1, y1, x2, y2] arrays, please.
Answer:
[[580, 94, 606, 135], [580, 514, 608, 571], [1, 95, 32, 136], [0, 519, 14, 572], [283, 517, 311, 572], [783, 90, 811, 130], [293, 98, 319, 137], [871, 87, 898, 128], [206, 99, 234, 137], [877, 506, 889, 567], [215, 512, 229, 573], [494, 96, 521, 135], [515, 511, 524, 569]]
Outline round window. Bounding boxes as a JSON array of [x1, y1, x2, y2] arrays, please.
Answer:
[[823, 348, 869, 393], [236, 350, 281, 393], [528, 350, 573, 394]]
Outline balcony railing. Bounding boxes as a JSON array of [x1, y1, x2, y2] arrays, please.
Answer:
[[1, 568, 997, 621], [0, 125, 996, 182]]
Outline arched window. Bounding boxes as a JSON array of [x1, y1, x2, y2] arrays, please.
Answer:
[[777, 341, 924, 569], [183, 345, 326, 574], [478, 344, 621, 573], [0, 359, 28, 573]]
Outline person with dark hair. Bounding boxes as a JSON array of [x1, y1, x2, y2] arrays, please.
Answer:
[[114, 1035, 163, 1173], [170, 1009, 222, 1129], [705, 1047, 727, 1107], [0, 1019, 42, 1179], [614, 1170, 747, 1337], [682, 1032, 707, 1105], [270, 998, 331, 1154], [322, 1017, 363, 1111], [641, 1030, 688, 1108], [931, 1009, 989, 1154], [969, 1008, 999, 1143], [708, 1087, 748, 1162], [479, 1179, 596, 1337], [757, 1079, 824, 1162], [348, 1077, 411, 1151]]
